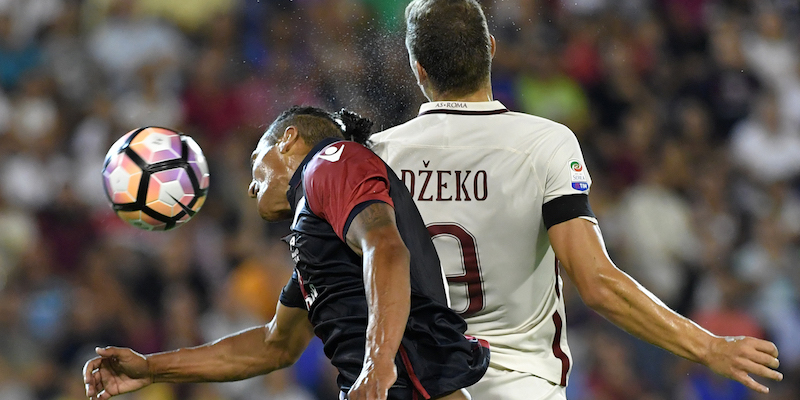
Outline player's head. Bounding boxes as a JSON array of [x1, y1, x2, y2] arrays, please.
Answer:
[[405, 0, 494, 99], [260, 106, 373, 148], [249, 106, 373, 221]]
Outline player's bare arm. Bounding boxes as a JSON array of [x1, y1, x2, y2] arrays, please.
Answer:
[[83, 303, 313, 400], [548, 217, 783, 394], [345, 201, 411, 400]]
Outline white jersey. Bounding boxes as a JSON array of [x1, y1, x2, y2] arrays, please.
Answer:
[[371, 101, 596, 387]]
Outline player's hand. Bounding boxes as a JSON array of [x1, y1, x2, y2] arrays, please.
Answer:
[[83, 346, 153, 400], [346, 359, 397, 400], [704, 336, 783, 393]]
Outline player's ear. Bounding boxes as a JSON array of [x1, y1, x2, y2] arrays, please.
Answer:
[[489, 34, 496, 59], [413, 60, 427, 86], [277, 126, 300, 154]]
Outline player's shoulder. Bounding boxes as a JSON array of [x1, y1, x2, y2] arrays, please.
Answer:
[[484, 111, 580, 157], [313, 140, 375, 162], [506, 111, 576, 137], [306, 140, 383, 177], [370, 119, 424, 158], [370, 117, 421, 143]]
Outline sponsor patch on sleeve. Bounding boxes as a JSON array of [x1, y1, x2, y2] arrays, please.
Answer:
[[571, 182, 589, 191], [569, 159, 589, 191]]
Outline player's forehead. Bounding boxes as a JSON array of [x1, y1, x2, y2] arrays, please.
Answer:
[[251, 136, 274, 165]]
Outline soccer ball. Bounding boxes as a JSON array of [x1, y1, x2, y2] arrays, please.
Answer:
[[102, 127, 210, 231]]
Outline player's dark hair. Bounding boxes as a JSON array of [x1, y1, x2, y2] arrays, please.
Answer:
[[333, 108, 373, 145], [405, 0, 491, 97], [264, 106, 373, 147]]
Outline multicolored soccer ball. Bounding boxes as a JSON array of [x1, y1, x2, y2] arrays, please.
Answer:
[[102, 127, 210, 231]]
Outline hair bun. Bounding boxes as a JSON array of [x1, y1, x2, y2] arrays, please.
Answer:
[[333, 109, 373, 146]]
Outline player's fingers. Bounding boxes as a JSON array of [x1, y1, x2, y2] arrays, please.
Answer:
[[83, 357, 101, 383], [96, 346, 122, 358], [732, 356, 784, 384], [742, 359, 784, 382], [752, 339, 780, 358], [747, 348, 780, 370], [84, 359, 103, 397], [98, 387, 118, 400], [732, 370, 770, 394], [93, 368, 107, 397]]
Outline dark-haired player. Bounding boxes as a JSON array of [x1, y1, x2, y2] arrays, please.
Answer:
[[83, 106, 489, 400], [370, 0, 783, 398]]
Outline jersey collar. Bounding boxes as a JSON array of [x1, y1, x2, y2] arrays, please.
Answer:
[[418, 100, 508, 116], [286, 137, 343, 205]]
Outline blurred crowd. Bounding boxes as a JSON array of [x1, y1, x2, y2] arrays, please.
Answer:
[[0, 0, 798, 399]]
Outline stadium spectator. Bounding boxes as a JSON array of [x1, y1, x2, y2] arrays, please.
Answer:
[[0, 1, 795, 398], [729, 90, 800, 184]]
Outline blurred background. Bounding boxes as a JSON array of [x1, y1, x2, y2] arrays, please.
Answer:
[[0, 0, 798, 399]]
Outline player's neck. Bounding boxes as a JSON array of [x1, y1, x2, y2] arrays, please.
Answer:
[[428, 83, 494, 103]]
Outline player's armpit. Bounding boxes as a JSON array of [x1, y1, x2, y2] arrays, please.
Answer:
[[264, 302, 316, 368]]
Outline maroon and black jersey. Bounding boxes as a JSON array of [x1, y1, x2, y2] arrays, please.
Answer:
[[279, 138, 489, 399]]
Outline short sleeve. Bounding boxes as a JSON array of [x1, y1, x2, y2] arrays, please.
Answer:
[[543, 132, 592, 203], [304, 142, 394, 240], [279, 270, 306, 309], [542, 129, 597, 228]]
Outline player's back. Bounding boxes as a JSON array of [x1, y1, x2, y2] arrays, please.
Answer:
[[372, 101, 591, 385]]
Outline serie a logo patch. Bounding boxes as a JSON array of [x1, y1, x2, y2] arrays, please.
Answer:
[[569, 159, 589, 191]]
